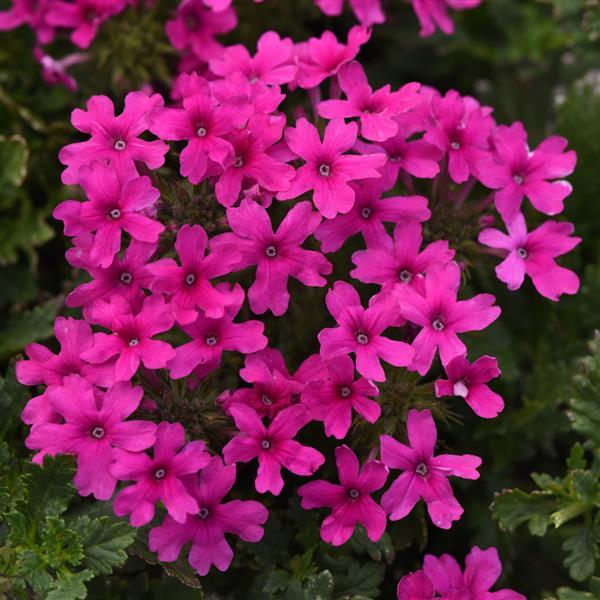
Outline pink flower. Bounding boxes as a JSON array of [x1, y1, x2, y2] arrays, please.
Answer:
[[301, 355, 380, 439], [395, 262, 501, 375], [66, 239, 156, 311], [59, 92, 168, 185], [82, 295, 176, 381], [223, 404, 324, 495], [435, 355, 504, 418], [355, 111, 444, 189], [396, 570, 435, 600], [278, 118, 386, 218], [54, 162, 163, 268], [478, 213, 581, 301], [318, 281, 414, 381], [0, 0, 54, 44], [212, 199, 332, 315], [112, 422, 210, 526], [298, 445, 388, 546], [421, 546, 525, 599], [351, 222, 455, 294], [477, 122, 577, 222], [380, 409, 481, 529], [165, 0, 237, 63], [220, 350, 325, 419], [149, 224, 241, 324], [424, 90, 494, 184], [318, 61, 421, 142], [46, 0, 127, 48], [16, 316, 114, 389], [214, 114, 295, 206], [315, 180, 430, 253], [314, 0, 385, 26], [149, 76, 252, 184], [168, 284, 267, 379], [411, 0, 482, 37], [33, 47, 88, 92], [209, 31, 297, 86], [149, 457, 268, 576], [25, 376, 156, 499], [296, 25, 371, 89]]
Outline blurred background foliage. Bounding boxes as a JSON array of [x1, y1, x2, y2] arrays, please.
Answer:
[[1, 0, 600, 598]]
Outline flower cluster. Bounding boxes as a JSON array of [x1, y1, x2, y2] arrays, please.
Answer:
[[1, 0, 484, 91], [396, 545, 525, 599], [15, 19, 576, 589]]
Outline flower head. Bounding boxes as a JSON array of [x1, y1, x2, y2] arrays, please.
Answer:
[[380, 409, 481, 529], [298, 445, 388, 546]]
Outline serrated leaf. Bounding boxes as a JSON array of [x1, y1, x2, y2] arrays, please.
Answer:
[[563, 526, 598, 582], [45, 569, 94, 600], [567, 443, 587, 470], [492, 488, 555, 536], [347, 527, 395, 564], [41, 516, 83, 569], [15, 550, 54, 594], [304, 570, 334, 600], [551, 504, 586, 529], [264, 569, 292, 594], [71, 515, 135, 575]]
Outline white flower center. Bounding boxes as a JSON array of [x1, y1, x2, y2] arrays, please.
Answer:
[[109, 208, 121, 219], [265, 245, 277, 258], [197, 126, 208, 137], [198, 507, 210, 519], [339, 386, 352, 398], [91, 426, 105, 439], [399, 270, 412, 283], [453, 379, 469, 398], [348, 488, 360, 499], [432, 318, 444, 331], [261, 440, 271, 450], [114, 139, 126, 151], [154, 468, 166, 479], [517, 247, 528, 259], [120, 272, 132, 284], [356, 333, 369, 345], [361, 207, 372, 219], [450, 141, 461, 150], [319, 163, 331, 177], [185, 273, 196, 286], [416, 462, 428, 476], [128, 338, 139, 347], [205, 336, 218, 346]]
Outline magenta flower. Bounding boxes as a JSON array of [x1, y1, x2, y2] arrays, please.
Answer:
[[435, 355, 504, 418], [223, 404, 324, 495], [296, 25, 371, 89], [165, 0, 237, 63], [59, 92, 168, 185], [25, 376, 156, 499], [168, 283, 267, 379], [212, 199, 332, 315], [214, 114, 295, 206], [112, 422, 210, 526], [315, 180, 430, 253], [318, 282, 414, 381], [301, 355, 380, 439], [33, 47, 88, 92], [209, 31, 297, 86], [149, 457, 268, 576], [298, 445, 388, 546], [421, 546, 525, 599], [54, 162, 163, 268], [477, 122, 577, 222], [395, 262, 501, 375], [221, 349, 324, 419], [479, 213, 581, 301], [355, 111, 444, 189], [149, 77, 252, 184], [150, 224, 241, 324], [314, 0, 385, 26], [424, 90, 494, 184], [318, 61, 421, 142], [46, 0, 127, 49], [66, 239, 156, 312], [0, 0, 54, 44], [351, 222, 455, 294], [411, 0, 482, 37], [278, 118, 386, 218], [82, 295, 176, 381], [16, 316, 114, 389], [396, 570, 435, 600], [380, 409, 481, 529]]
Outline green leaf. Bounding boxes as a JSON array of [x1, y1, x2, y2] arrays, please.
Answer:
[[0, 134, 28, 188], [45, 569, 94, 600], [71, 515, 135, 575], [264, 569, 292, 594], [556, 588, 595, 600], [347, 527, 395, 564], [492, 488, 555, 536], [304, 570, 334, 600], [0, 298, 59, 359], [15, 550, 53, 595], [563, 525, 598, 582], [567, 443, 587, 470], [41, 516, 83, 570], [332, 561, 385, 599]]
